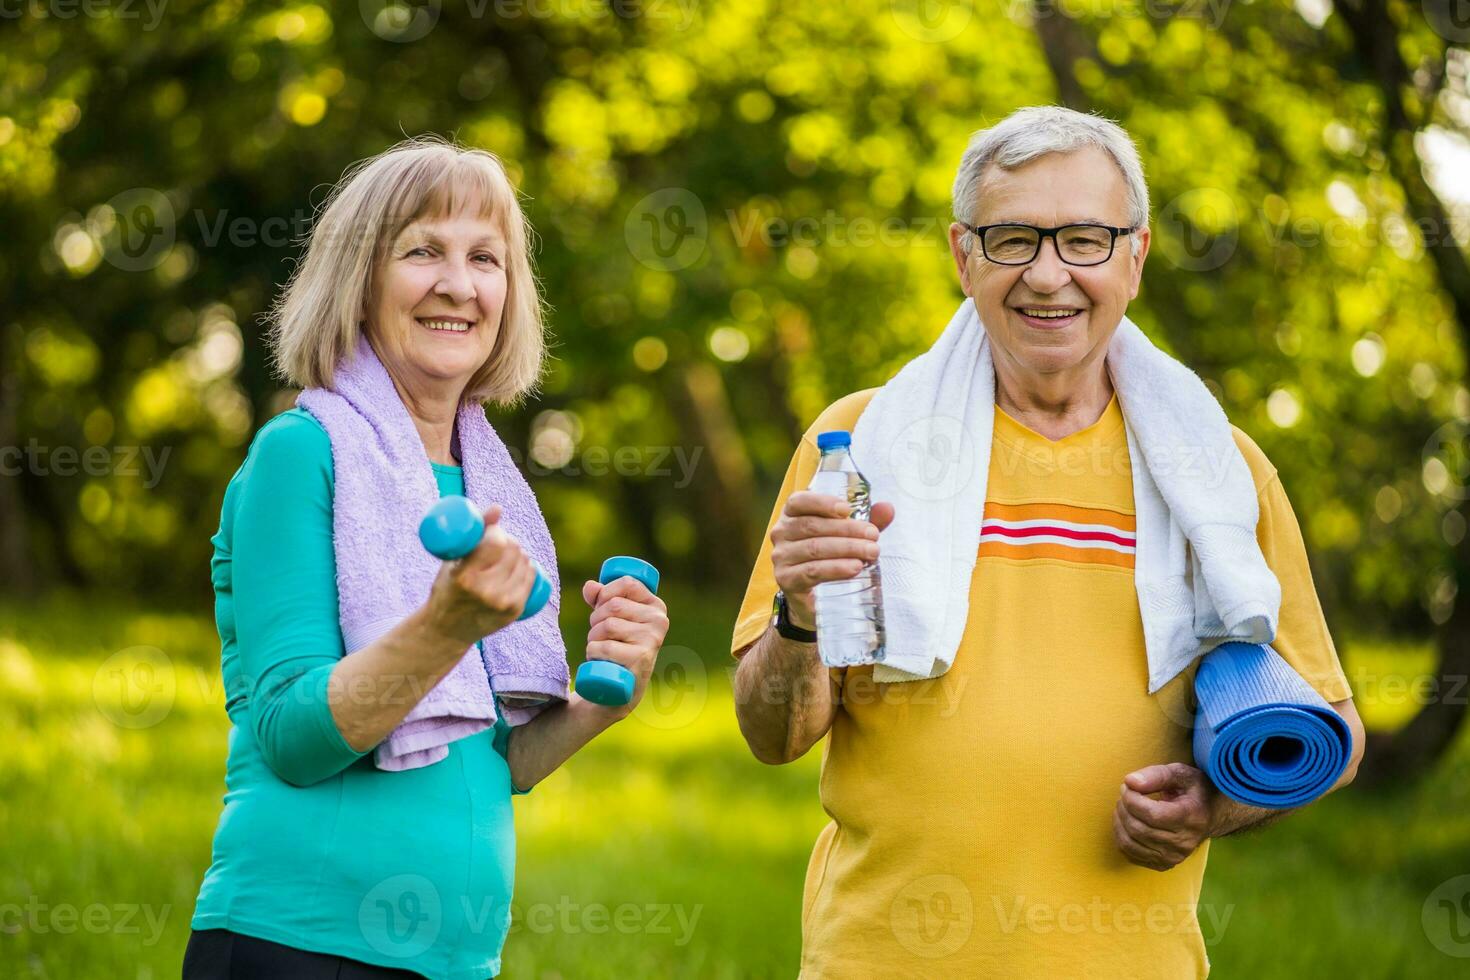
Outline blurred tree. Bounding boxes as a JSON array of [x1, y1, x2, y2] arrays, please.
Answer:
[[1328, 0, 1470, 783], [1, 0, 1467, 778]]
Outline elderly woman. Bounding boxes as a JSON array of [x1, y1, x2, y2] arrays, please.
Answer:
[[183, 138, 668, 980]]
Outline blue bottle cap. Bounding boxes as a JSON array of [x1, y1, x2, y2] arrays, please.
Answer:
[[816, 430, 851, 451]]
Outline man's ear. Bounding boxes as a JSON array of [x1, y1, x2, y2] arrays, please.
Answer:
[[948, 222, 974, 297], [1128, 226, 1151, 300]]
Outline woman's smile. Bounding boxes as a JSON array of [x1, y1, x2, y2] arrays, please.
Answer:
[[417, 316, 476, 334]]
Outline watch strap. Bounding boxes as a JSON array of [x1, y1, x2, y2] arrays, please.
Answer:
[[774, 592, 818, 643]]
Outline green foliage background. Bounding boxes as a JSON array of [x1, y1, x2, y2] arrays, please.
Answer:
[[3, 0, 1467, 637], [4, 0, 1470, 976]]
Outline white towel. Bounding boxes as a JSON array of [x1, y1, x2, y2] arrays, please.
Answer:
[[849, 298, 1280, 693]]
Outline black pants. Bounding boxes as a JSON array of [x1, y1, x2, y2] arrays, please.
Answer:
[[182, 928, 432, 979]]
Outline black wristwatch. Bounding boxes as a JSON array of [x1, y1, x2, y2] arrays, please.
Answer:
[[773, 592, 818, 643]]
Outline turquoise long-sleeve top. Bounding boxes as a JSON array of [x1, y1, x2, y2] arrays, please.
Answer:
[[191, 408, 519, 980]]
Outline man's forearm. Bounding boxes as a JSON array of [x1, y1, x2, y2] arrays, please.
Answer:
[[733, 624, 837, 765], [1207, 795, 1291, 838]]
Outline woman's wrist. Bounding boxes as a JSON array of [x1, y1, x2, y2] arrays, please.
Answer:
[[569, 687, 634, 727], [403, 605, 482, 667]]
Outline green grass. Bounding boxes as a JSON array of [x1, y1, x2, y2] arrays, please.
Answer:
[[1, 591, 1467, 978]]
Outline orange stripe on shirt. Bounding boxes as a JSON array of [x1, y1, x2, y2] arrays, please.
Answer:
[[984, 500, 1136, 531]]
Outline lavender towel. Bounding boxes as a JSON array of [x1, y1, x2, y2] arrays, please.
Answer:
[[297, 335, 568, 772]]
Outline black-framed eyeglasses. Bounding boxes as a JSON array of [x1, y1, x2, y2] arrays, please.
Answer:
[[962, 222, 1137, 267]]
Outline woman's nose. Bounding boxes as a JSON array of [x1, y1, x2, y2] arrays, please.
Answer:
[[434, 257, 477, 303]]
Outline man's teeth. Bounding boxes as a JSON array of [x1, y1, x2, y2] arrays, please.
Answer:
[[421, 319, 472, 332], [1020, 308, 1081, 319]]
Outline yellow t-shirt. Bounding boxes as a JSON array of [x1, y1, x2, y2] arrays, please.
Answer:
[[731, 388, 1351, 979]]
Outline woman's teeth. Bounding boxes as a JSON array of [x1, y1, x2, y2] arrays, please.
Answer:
[[1019, 308, 1081, 319], [420, 319, 472, 332]]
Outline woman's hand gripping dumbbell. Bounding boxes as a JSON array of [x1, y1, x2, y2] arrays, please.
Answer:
[[420, 496, 666, 707]]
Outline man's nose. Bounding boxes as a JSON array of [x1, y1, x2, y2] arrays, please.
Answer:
[[1021, 236, 1073, 294]]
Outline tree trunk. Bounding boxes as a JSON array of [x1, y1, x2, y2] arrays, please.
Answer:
[[0, 325, 35, 596], [1030, 7, 1094, 110], [666, 361, 758, 587], [1333, 0, 1470, 784]]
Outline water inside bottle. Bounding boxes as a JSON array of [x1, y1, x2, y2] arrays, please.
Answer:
[[809, 435, 886, 667]]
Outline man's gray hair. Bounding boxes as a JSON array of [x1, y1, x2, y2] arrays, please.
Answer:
[[951, 106, 1150, 256]]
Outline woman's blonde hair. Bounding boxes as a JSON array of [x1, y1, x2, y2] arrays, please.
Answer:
[[266, 135, 545, 406]]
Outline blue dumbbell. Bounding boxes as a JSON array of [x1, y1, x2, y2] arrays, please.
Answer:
[[577, 556, 662, 707], [420, 496, 661, 708], [419, 496, 552, 621]]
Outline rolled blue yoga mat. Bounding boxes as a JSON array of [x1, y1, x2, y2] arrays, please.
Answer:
[[1192, 641, 1353, 810]]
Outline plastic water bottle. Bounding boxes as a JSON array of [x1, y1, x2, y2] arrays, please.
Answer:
[[808, 431, 885, 667]]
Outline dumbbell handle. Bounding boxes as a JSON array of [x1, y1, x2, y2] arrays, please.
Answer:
[[418, 496, 552, 621], [576, 557, 661, 707]]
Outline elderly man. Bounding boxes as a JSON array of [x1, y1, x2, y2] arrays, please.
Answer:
[[730, 106, 1365, 977]]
